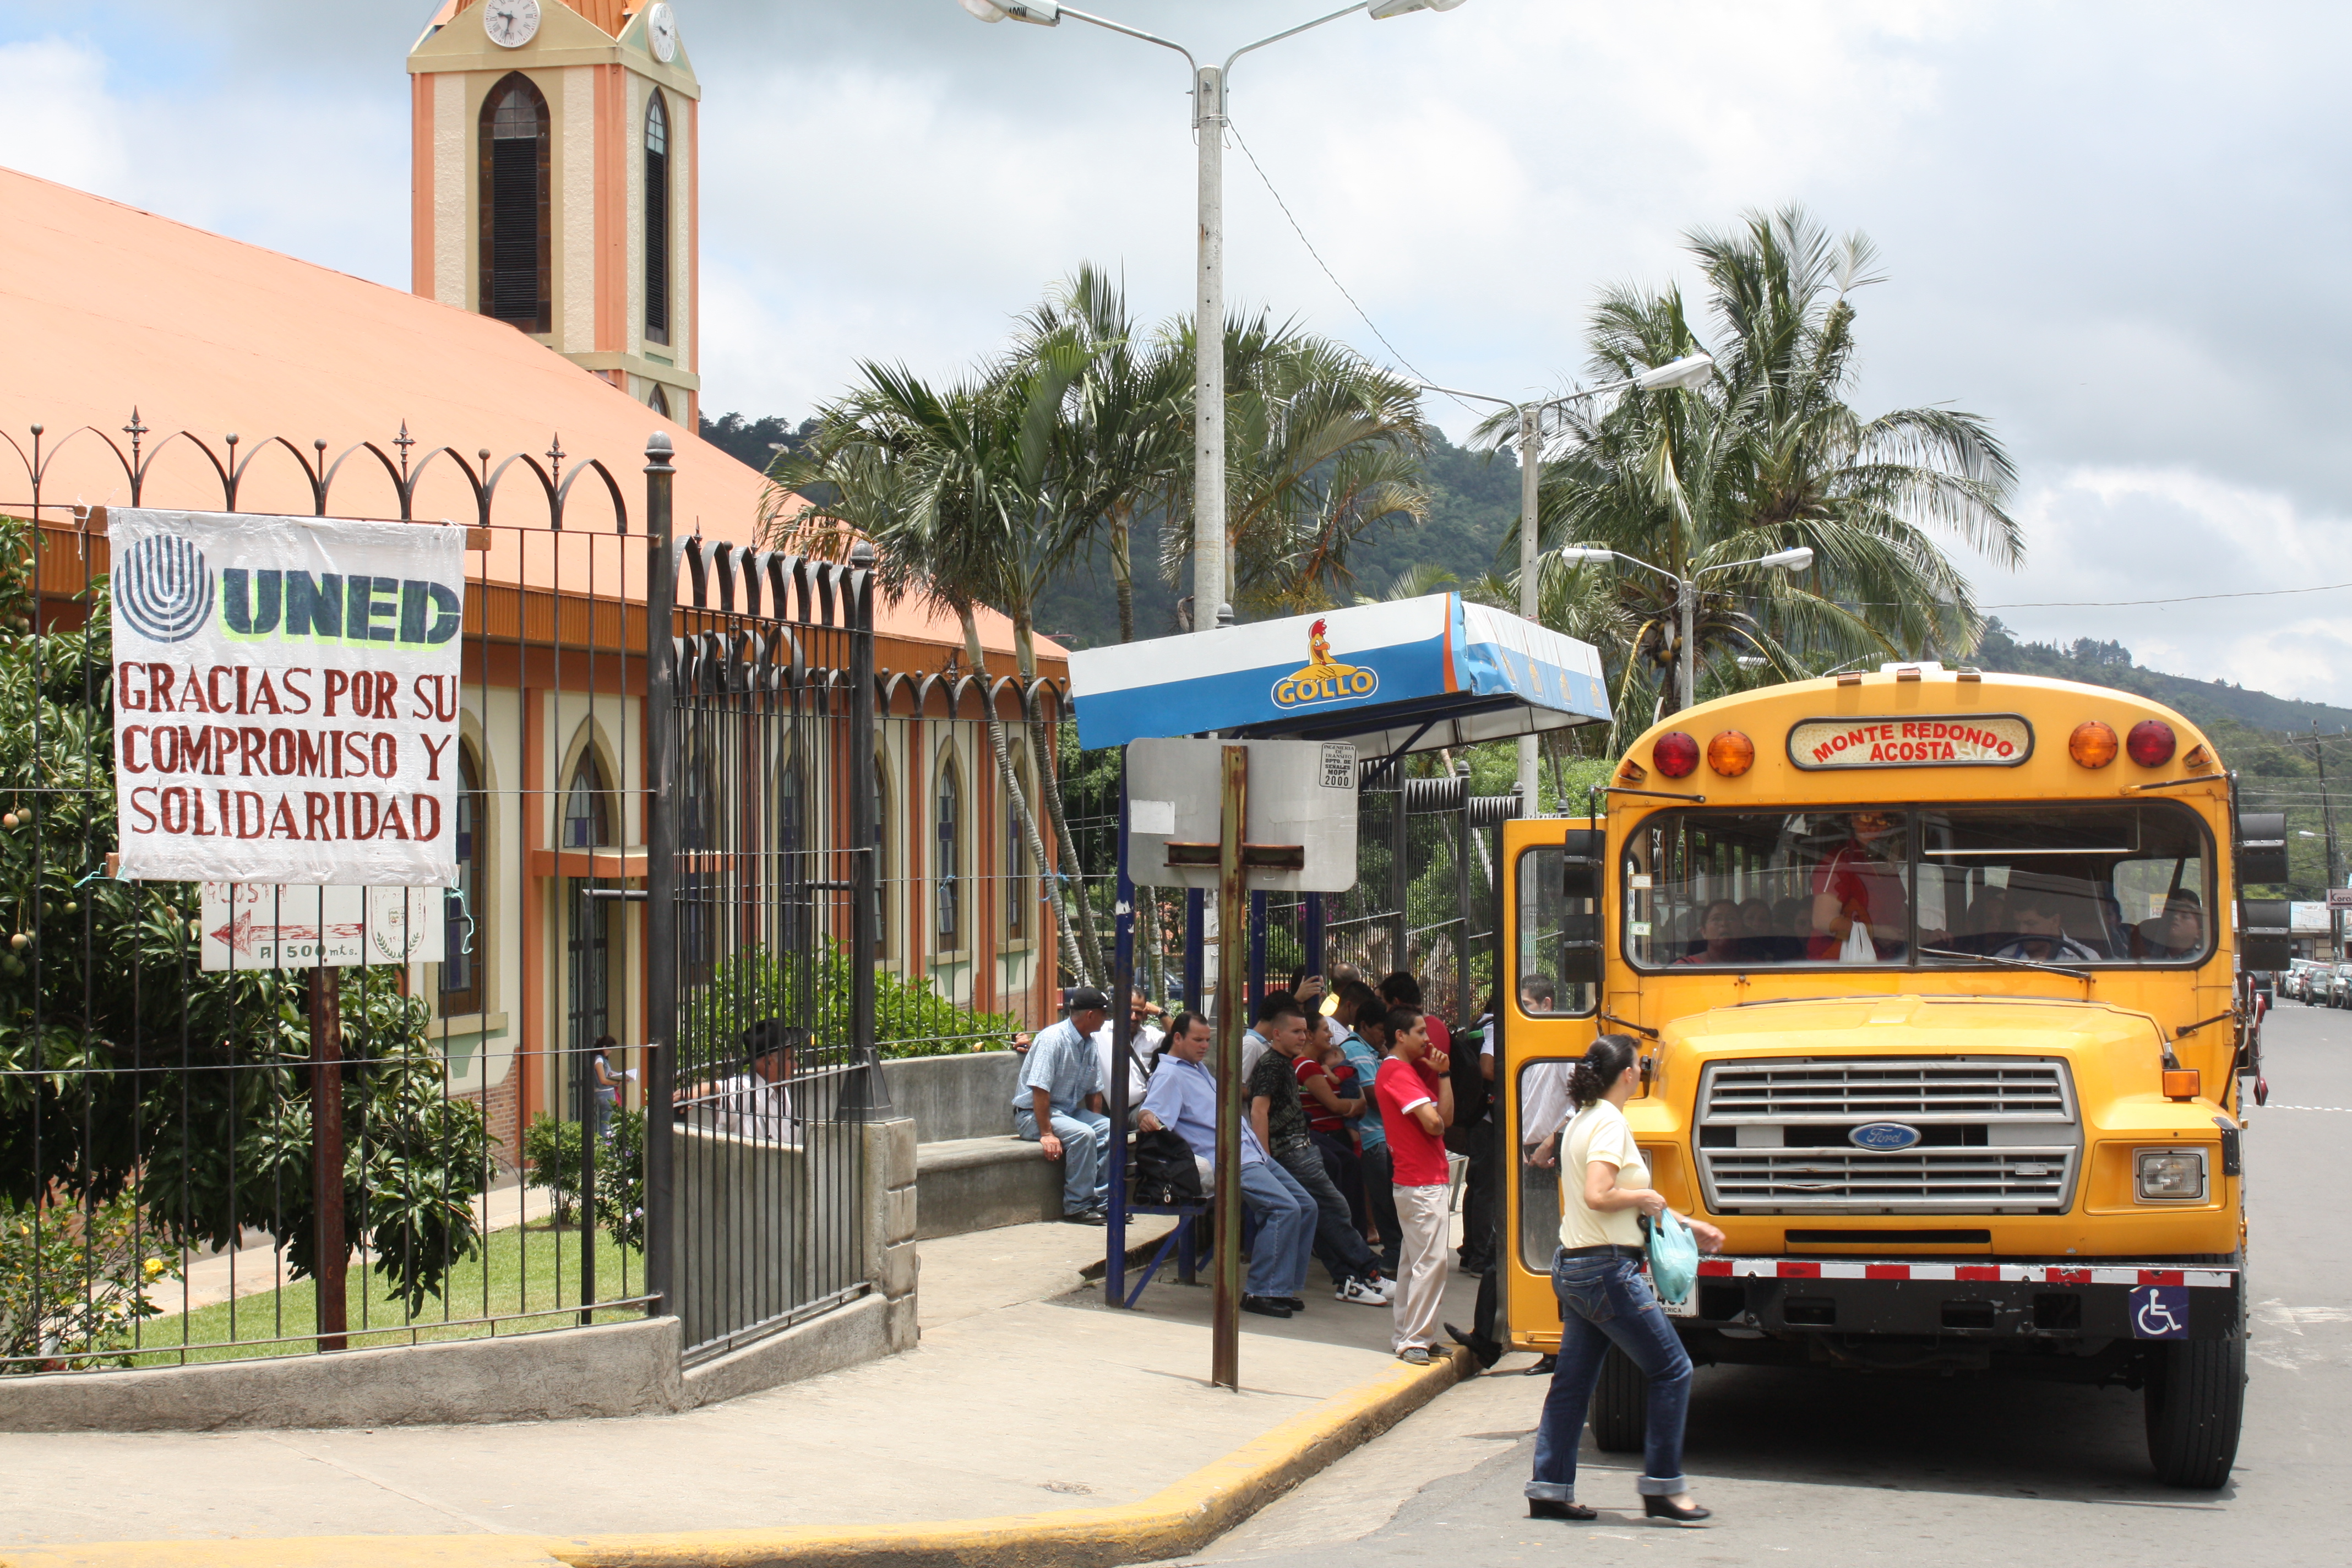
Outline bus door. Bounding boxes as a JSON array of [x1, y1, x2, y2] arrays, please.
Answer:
[[1498, 816, 1604, 1353]]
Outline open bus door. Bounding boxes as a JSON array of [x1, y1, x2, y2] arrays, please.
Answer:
[[1497, 816, 1604, 1354]]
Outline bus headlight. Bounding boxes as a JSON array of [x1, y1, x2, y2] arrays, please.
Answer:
[[2135, 1148, 2208, 1202]]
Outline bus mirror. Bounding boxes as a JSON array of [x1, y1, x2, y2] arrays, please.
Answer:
[[2238, 899, 2293, 972], [2236, 812, 2288, 885], [1560, 862, 1598, 901]]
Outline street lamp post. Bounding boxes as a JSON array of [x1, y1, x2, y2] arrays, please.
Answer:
[[1415, 354, 1717, 808], [957, 0, 1469, 633], [1558, 542, 1816, 717]]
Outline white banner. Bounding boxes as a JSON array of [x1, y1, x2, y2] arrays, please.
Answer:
[[199, 883, 448, 971], [110, 509, 466, 885]]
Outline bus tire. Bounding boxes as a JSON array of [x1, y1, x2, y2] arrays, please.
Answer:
[[1589, 1345, 1647, 1453], [2144, 1336, 2244, 1488]]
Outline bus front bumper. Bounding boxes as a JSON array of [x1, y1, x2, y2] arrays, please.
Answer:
[[1668, 1256, 2241, 1342]]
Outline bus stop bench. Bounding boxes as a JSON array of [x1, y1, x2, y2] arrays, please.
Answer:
[[913, 1135, 1064, 1240]]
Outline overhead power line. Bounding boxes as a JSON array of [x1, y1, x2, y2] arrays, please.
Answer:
[[1982, 579, 2352, 610]]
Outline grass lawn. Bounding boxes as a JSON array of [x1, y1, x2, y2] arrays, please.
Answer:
[[118, 1219, 649, 1368]]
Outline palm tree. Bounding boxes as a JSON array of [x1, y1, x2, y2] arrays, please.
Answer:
[[1503, 205, 2021, 721], [765, 355, 1103, 987]]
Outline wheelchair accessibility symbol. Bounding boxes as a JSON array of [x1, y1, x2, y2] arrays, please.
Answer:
[[2130, 1283, 2190, 1341]]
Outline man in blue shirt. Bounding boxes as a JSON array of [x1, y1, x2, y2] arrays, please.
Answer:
[[1013, 987, 1113, 1223], [1139, 1010, 1317, 1319], [1332, 980, 1401, 1275]]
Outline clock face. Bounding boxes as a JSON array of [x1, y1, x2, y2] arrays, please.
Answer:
[[482, 0, 541, 49], [647, 3, 679, 63]]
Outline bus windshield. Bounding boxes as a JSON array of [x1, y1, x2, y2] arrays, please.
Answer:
[[1623, 801, 2212, 970]]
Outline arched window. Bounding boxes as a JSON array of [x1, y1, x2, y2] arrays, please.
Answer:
[[563, 752, 613, 849], [478, 74, 551, 333], [936, 758, 962, 945], [648, 385, 671, 420], [439, 744, 486, 1015], [1005, 765, 1029, 940], [644, 90, 671, 346]]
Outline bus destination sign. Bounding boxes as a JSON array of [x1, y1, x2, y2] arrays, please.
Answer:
[[1788, 714, 2033, 770]]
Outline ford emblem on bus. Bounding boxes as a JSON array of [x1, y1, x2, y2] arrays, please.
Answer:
[[1849, 1122, 1924, 1151]]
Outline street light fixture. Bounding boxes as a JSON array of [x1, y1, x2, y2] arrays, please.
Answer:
[[1559, 538, 1814, 714], [1412, 354, 1716, 807], [956, 1, 1472, 634]]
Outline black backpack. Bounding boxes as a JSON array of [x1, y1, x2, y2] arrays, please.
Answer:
[[1130, 1128, 1205, 1206]]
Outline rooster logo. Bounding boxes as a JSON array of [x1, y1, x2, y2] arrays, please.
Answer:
[[1274, 618, 1378, 709]]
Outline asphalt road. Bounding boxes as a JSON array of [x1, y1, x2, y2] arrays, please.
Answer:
[[1187, 1002, 2350, 1568]]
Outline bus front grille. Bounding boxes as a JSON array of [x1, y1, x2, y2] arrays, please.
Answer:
[[1701, 1057, 2073, 1123], [1701, 1147, 2078, 1211]]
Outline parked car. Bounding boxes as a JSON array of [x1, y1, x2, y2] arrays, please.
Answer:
[[2330, 962, 2352, 1008]]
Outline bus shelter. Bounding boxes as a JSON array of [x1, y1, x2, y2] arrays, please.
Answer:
[[1066, 594, 1613, 1311]]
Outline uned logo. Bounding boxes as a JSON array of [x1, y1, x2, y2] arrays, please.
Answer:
[[115, 534, 214, 644]]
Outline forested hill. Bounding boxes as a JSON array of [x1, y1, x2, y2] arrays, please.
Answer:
[[1970, 622, 2352, 737]]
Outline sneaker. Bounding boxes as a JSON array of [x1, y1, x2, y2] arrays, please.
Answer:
[[1336, 1277, 1387, 1306], [1371, 1273, 1398, 1302], [1397, 1345, 1433, 1365]]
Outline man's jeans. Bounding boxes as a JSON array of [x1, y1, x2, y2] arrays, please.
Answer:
[[1358, 1141, 1402, 1271], [1014, 1106, 1110, 1215], [1237, 1159, 1317, 1298], [1526, 1249, 1694, 1502], [1275, 1142, 1375, 1285]]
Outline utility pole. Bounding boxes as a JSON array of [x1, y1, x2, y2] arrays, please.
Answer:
[[2316, 725, 2342, 960]]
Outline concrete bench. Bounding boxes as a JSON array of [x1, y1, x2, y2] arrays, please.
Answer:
[[912, 1135, 1065, 1240]]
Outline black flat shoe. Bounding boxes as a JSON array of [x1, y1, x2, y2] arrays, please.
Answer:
[[1524, 1354, 1557, 1375], [1528, 1499, 1597, 1522], [1241, 1294, 1294, 1318], [1445, 1321, 1503, 1370], [1644, 1496, 1711, 1524]]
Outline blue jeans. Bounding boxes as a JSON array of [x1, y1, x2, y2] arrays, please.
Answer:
[[1014, 1106, 1110, 1215], [1237, 1158, 1317, 1298], [1526, 1250, 1694, 1502], [1275, 1142, 1376, 1286]]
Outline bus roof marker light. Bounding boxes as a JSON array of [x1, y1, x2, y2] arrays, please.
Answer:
[[1653, 731, 1701, 778], [2127, 720, 2177, 768], [2069, 720, 2120, 769], [1707, 731, 1755, 777]]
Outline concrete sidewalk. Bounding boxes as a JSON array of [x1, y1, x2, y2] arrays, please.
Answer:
[[1, 1217, 1480, 1561]]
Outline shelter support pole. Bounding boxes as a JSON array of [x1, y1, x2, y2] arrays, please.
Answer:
[[1457, 764, 1473, 1028], [1193, 66, 1227, 634], [643, 432, 679, 1322], [1212, 744, 1248, 1391], [1185, 890, 1206, 1012], [1517, 404, 1542, 809], [309, 964, 347, 1353], [1303, 894, 1325, 987], [1108, 761, 1136, 1304], [1389, 787, 1408, 978], [1248, 891, 1267, 1012]]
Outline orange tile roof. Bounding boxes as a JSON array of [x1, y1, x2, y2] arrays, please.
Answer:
[[0, 163, 1050, 665]]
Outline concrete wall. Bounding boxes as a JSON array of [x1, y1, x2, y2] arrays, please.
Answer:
[[883, 1050, 1020, 1144], [0, 1114, 921, 1434]]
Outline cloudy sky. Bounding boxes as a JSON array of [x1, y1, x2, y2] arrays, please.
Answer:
[[6, 2, 2350, 698]]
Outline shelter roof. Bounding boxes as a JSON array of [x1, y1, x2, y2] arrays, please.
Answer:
[[1068, 595, 1610, 757], [0, 164, 1044, 664]]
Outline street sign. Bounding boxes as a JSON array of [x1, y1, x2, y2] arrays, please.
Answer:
[[2326, 888, 2352, 911], [199, 882, 445, 971], [1127, 737, 1359, 892]]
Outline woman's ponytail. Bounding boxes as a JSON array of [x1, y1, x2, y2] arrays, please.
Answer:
[[1569, 1033, 1640, 1108]]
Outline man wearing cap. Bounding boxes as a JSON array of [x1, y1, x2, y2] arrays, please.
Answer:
[[1012, 987, 1114, 1224]]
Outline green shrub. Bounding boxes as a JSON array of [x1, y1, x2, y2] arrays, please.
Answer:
[[685, 940, 1021, 1063], [1, 1191, 179, 1373], [597, 1107, 646, 1253], [522, 1113, 583, 1227]]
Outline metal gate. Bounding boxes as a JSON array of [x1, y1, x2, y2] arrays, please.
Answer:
[[641, 446, 884, 1364]]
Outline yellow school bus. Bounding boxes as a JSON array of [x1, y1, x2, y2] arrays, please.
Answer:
[[1499, 663, 2278, 1488]]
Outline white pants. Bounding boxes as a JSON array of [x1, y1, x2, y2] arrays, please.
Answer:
[[1391, 1183, 1451, 1353]]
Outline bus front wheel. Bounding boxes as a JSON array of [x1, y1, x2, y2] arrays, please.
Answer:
[[1589, 1345, 1647, 1453], [2144, 1336, 2245, 1488]]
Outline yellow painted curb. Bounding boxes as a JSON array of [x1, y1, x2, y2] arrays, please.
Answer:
[[0, 1346, 1471, 1568]]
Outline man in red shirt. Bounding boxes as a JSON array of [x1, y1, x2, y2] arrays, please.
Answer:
[[1374, 1006, 1454, 1364]]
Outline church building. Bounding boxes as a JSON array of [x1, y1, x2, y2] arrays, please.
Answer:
[[1, 0, 1069, 1163]]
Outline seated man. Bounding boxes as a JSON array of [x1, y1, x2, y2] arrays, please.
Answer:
[[1091, 990, 1153, 1124], [2136, 890, 2205, 960], [1992, 888, 2101, 965], [1249, 999, 1390, 1306], [1011, 986, 1114, 1225], [1138, 1011, 1317, 1319]]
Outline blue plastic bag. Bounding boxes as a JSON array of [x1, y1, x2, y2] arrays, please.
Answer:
[[1647, 1208, 1698, 1305]]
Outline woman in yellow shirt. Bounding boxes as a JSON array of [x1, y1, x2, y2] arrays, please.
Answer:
[[1525, 1035, 1724, 1526]]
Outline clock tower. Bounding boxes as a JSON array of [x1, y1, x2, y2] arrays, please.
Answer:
[[407, 1, 699, 424]]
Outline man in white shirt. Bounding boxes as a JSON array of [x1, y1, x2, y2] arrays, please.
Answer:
[[1093, 992, 1160, 1121], [680, 1020, 797, 1142]]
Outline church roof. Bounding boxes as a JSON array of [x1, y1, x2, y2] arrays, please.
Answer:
[[0, 164, 1050, 666], [427, 1, 635, 41]]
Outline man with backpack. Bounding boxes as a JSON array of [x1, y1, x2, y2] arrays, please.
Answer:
[[1137, 1011, 1317, 1319]]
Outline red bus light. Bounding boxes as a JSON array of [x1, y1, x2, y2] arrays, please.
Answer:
[[1653, 732, 1701, 778], [2126, 720, 2177, 768]]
